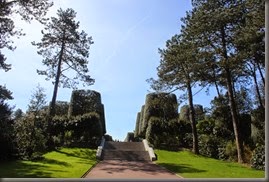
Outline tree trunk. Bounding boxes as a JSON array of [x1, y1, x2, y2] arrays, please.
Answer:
[[212, 65, 221, 97], [49, 33, 66, 116], [186, 80, 199, 154], [256, 59, 265, 86], [253, 65, 264, 109], [214, 81, 221, 98], [225, 68, 244, 163], [221, 26, 244, 163]]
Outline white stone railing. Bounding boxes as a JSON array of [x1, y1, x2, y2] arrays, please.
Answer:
[[96, 136, 105, 159], [142, 139, 156, 161]]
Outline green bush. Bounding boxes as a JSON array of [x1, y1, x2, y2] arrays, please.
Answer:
[[251, 144, 265, 170], [52, 134, 63, 148], [177, 120, 192, 148], [146, 117, 179, 150], [14, 115, 47, 160], [217, 143, 229, 160], [225, 140, 238, 162], [198, 134, 222, 159], [51, 112, 102, 148], [196, 119, 214, 135], [63, 130, 73, 147]]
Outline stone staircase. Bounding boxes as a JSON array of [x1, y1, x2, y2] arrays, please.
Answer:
[[101, 141, 150, 161]]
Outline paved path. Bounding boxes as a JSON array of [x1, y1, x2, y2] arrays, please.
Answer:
[[84, 160, 182, 179]]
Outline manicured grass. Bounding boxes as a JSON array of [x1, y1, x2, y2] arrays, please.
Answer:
[[0, 148, 97, 178], [155, 149, 265, 178]]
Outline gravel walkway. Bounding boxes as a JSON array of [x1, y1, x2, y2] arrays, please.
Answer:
[[84, 160, 182, 179]]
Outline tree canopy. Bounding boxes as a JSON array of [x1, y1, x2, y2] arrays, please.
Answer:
[[32, 8, 94, 116]]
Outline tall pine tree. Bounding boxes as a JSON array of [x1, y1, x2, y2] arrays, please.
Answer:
[[148, 34, 201, 154], [32, 8, 94, 116], [186, 0, 257, 163]]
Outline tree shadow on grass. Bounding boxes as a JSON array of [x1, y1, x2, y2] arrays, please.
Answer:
[[157, 162, 207, 174], [39, 158, 71, 166], [55, 149, 96, 160], [1, 161, 66, 178]]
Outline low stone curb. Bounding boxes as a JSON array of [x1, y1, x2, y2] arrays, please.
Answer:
[[81, 161, 100, 178]]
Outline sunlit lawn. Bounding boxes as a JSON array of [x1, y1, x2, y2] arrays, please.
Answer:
[[0, 148, 97, 178], [155, 149, 265, 178]]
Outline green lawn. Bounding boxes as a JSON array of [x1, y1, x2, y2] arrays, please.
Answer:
[[0, 148, 97, 178], [155, 149, 265, 178]]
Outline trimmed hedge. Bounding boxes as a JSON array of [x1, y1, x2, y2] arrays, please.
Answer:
[[68, 89, 106, 135], [138, 93, 178, 138], [146, 117, 179, 150], [50, 112, 102, 148], [139, 105, 145, 137], [134, 112, 140, 138], [68, 90, 101, 116], [54, 101, 69, 116], [179, 104, 204, 122]]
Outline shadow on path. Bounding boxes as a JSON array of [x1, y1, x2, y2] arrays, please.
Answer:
[[85, 160, 182, 179]]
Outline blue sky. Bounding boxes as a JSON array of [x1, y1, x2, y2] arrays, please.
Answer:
[[2, 0, 217, 140]]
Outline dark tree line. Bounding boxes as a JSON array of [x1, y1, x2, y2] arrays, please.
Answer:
[[148, 0, 265, 164], [0, 1, 98, 161], [0, 0, 53, 161]]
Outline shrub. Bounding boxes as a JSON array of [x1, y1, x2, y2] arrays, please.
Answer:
[[251, 144, 265, 170], [146, 117, 179, 150], [181, 133, 193, 149], [243, 144, 253, 164], [52, 134, 63, 148], [217, 143, 229, 160], [196, 119, 214, 135], [51, 112, 102, 148], [198, 134, 222, 159], [225, 140, 238, 162], [14, 115, 47, 160], [177, 120, 192, 148], [63, 130, 73, 147]]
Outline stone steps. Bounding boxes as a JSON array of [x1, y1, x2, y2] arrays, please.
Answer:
[[102, 150, 150, 161], [104, 141, 145, 151], [102, 141, 150, 161]]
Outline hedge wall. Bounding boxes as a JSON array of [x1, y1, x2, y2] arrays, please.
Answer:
[[134, 112, 140, 138], [68, 89, 106, 135], [134, 92, 179, 144], [50, 112, 102, 148]]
